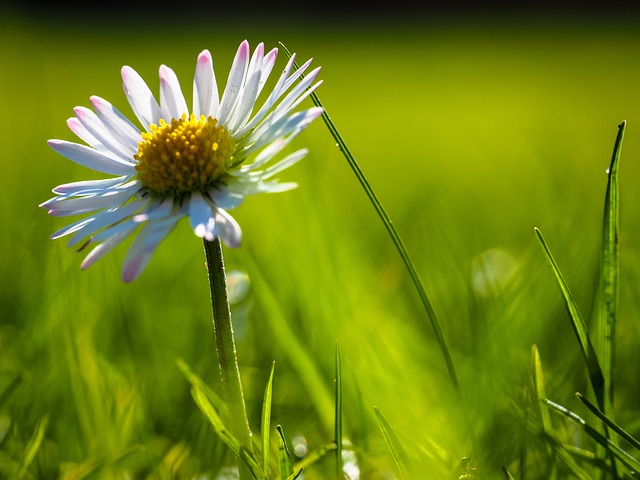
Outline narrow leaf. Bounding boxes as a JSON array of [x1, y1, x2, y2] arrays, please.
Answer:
[[261, 361, 276, 475], [374, 406, 413, 480], [502, 466, 516, 479], [534, 227, 606, 411], [532, 345, 558, 479], [279, 42, 462, 402], [545, 399, 640, 472], [335, 342, 343, 480], [595, 120, 625, 407], [276, 424, 294, 479], [576, 392, 640, 451], [15, 416, 48, 480], [176, 357, 227, 415], [192, 386, 265, 479]]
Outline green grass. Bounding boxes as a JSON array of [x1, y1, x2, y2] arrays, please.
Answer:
[[2, 11, 640, 479]]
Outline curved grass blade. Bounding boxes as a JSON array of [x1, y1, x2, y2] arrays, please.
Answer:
[[545, 399, 640, 473], [261, 361, 276, 475], [576, 392, 640, 450], [502, 466, 516, 479], [192, 386, 265, 479], [15, 416, 48, 480], [335, 342, 343, 480], [176, 357, 227, 415], [532, 345, 558, 479], [595, 120, 625, 407], [276, 424, 294, 479], [534, 228, 606, 411], [278, 43, 460, 399], [374, 406, 413, 480]]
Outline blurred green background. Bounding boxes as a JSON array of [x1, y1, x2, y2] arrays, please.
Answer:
[[2, 4, 640, 478]]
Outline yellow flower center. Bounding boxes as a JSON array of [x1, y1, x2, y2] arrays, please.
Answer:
[[135, 113, 235, 197]]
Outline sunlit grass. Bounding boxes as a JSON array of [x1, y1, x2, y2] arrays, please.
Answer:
[[2, 11, 640, 479]]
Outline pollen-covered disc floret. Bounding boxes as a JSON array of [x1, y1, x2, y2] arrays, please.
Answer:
[[135, 114, 234, 197], [41, 40, 323, 282]]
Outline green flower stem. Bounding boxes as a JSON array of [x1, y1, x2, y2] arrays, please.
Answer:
[[203, 238, 253, 479]]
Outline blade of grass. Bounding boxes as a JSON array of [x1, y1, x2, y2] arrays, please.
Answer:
[[502, 466, 516, 479], [576, 392, 640, 450], [278, 42, 460, 399], [534, 228, 606, 411], [545, 399, 640, 473], [532, 345, 558, 479], [373, 406, 413, 480], [261, 361, 276, 476], [176, 357, 227, 415], [595, 120, 625, 408], [276, 424, 294, 479], [191, 386, 265, 479], [15, 416, 47, 480], [335, 342, 343, 480]]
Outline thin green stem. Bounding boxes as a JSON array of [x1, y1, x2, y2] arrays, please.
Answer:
[[279, 44, 460, 395], [203, 238, 253, 479]]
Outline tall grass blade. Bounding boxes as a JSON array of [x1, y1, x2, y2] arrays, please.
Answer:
[[595, 120, 625, 407], [176, 357, 227, 414], [532, 345, 558, 479], [534, 228, 606, 411], [191, 386, 265, 479], [335, 342, 343, 480], [502, 466, 516, 479], [374, 406, 413, 480], [15, 416, 47, 480], [276, 424, 294, 479], [545, 399, 640, 473], [261, 361, 276, 475], [576, 392, 640, 450], [278, 43, 460, 397]]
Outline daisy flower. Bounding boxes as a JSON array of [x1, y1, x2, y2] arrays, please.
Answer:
[[41, 40, 323, 282]]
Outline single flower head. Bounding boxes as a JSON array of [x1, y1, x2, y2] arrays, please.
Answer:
[[41, 40, 323, 282]]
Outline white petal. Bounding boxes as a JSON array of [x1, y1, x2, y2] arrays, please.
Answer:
[[47, 140, 136, 175], [44, 185, 138, 217], [241, 107, 323, 158], [52, 176, 127, 195], [214, 207, 242, 248], [193, 49, 219, 118], [90, 96, 142, 151], [67, 117, 109, 153], [74, 106, 135, 162], [81, 226, 138, 270], [237, 57, 315, 136], [121, 65, 162, 129], [217, 40, 250, 126], [67, 198, 152, 247], [159, 65, 189, 121], [189, 192, 216, 241], [122, 216, 180, 282], [50, 217, 95, 239], [260, 148, 308, 179], [208, 186, 245, 210]]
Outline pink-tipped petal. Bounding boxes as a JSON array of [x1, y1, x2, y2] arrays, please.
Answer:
[[121, 65, 162, 129], [217, 40, 250, 125], [194, 49, 219, 118], [159, 65, 189, 120]]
